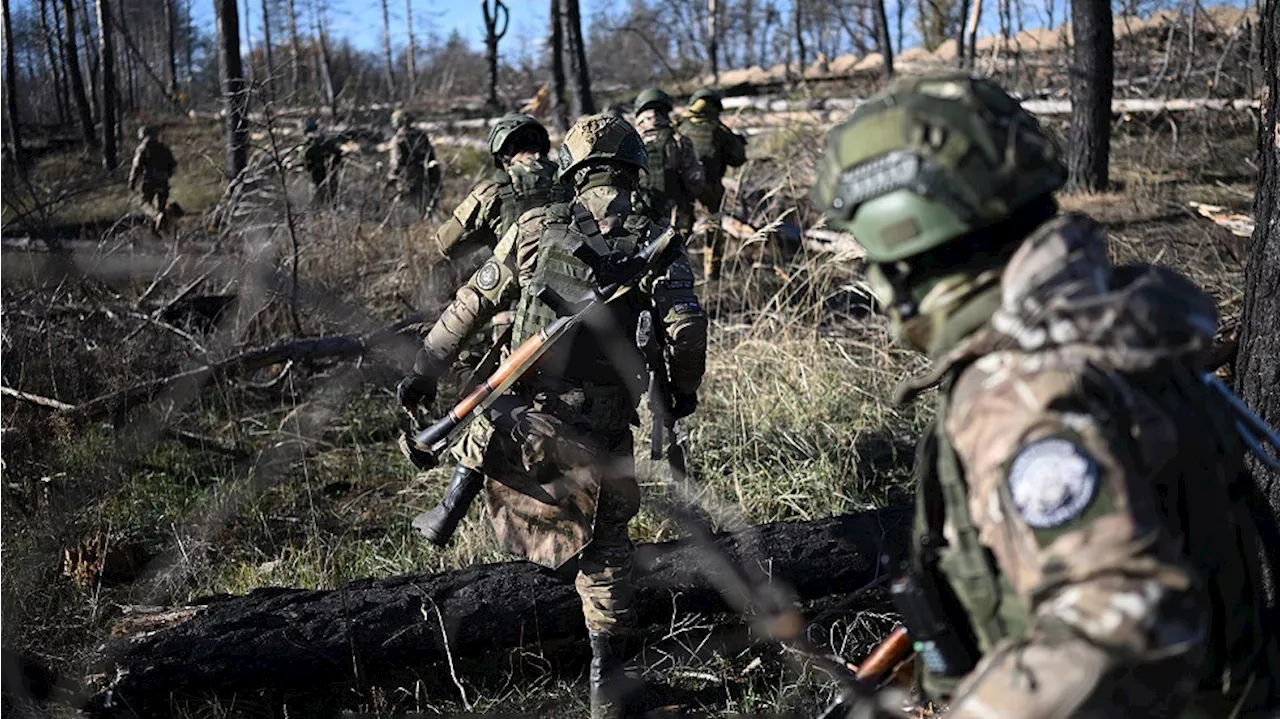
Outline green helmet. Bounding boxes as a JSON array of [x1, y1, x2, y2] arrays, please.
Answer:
[[555, 113, 647, 184], [487, 113, 550, 156], [391, 109, 412, 129], [811, 73, 1066, 264], [138, 125, 157, 140], [688, 88, 723, 114], [635, 88, 674, 114]]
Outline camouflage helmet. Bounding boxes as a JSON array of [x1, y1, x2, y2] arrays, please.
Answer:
[[391, 109, 412, 129], [635, 88, 674, 114], [688, 88, 723, 114], [138, 125, 157, 140], [487, 113, 550, 156], [811, 73, 1066, 264], [555, 113, 647, 184], [303, 117, 319, 133]]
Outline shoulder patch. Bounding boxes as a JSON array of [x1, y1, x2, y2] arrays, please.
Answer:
[[1006, 438, 1098, 529], [476, 261, 502, 291]]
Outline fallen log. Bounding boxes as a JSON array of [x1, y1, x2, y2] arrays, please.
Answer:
[[87, 507, 910, 713]]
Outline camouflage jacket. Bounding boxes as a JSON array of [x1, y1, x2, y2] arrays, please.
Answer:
[[433, 153, 561, 259], [903, 214, 1276, 717], [414, 187, 707, 567], [387, 126, 438, 188], [676, 113, 746, 185], [128, 139, 177, 191], [635, 109, 705, 211]]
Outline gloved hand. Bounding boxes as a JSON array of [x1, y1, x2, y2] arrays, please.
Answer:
[[396, 374, 438, 414], [670, 392, 698, 420]]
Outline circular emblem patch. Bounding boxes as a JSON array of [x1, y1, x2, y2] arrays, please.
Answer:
[[1006, 438, 1098, 529], [476, 261, 501, 291]]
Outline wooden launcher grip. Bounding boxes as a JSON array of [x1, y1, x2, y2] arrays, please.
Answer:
[[854, 626, 911, 683]]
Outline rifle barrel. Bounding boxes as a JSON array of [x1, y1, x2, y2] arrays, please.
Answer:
[[855, 626, 911, 682]]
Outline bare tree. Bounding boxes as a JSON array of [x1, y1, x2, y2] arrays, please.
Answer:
[[164, 0, 177, 98], [872, 0, 895, 76], [260, 0, 274, 98], [77, 0, 98, 116], [549, 0, 569, 131], [962, 0, 982, 67], [708, 0, 719, 81], [38, 0, 70, 124], [1065, 0, 1114, 191], [216, 0, 247, 177], [312, 2, 336, 117], [1236, 0, 1280, 609], [404, 0, 415, 100], [60, 0, 97, 148], [1, 0, 20, 160], [482, 0, 509, 110], [96, 0, 117, 169], [564, 0, 593, 116], [793, 0, 806, 75], [379, 0, 394, 99], [286, 0, 301, 95]]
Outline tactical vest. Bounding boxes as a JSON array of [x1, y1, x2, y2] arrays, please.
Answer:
[[510, 204, 648, 389], [679, 118, 722, 181], [497, 158, 566, 240], [914, 362, 1275, 707], [641, 128, 679, 207]]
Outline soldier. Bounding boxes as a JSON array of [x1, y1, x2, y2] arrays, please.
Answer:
[[301, 117, 343, 206], [386, 109, 441, 216], [433, 113, 567, 260], [397, 114, 707, 718], [633, 88, 705, 236], [812, 73, 1279, 717], [676, 88, 746, 280], [127, 125, 178, 233]]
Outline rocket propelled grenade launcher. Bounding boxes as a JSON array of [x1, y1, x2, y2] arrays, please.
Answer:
[[409, 227, 682, 463]]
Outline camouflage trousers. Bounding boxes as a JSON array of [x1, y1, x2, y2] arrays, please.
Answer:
[[697, 185, 726, 279], [138, 181, 170, 230], [468, 383, 640, 635]]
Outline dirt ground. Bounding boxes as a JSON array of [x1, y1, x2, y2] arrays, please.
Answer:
[[0, 105, 1258, 716]]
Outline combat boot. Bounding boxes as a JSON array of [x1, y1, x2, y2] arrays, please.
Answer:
[[589, 630, 635, 719], [412, 465, 484, 547]]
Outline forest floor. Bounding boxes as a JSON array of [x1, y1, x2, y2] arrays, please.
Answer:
[[0, 107, 1259, 717]]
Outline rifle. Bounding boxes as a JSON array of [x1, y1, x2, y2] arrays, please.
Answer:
[[816, 625, 915, 719], [404, 227, 683, 467], [635, 309, 689, 479]]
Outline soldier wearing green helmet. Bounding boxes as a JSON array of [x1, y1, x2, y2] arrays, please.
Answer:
[[128, 124, 177, 232], [433, 113, 567, 259], [633, 88, 705, 234], [398, 113, 707, 719], [677, 88, 747, 279], [814, 73, 1279, 717], [385, 109, 441, 217]]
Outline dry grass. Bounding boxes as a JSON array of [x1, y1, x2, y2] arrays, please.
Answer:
[[0, 109, 1257, 716]]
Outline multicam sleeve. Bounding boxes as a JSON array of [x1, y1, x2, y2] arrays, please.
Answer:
[[128, 145, 145, 190], [648, 245, 707, 396], [415, 222, 522, 377], [434, 178, 502, 258], [942, 356, 1206, 718]]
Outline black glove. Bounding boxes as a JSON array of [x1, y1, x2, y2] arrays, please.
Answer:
[[670, 392, 698, 420], [396, 374, 438, 414]]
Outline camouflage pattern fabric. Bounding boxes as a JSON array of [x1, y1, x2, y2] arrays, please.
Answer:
[[387, 125, 439, 214], [128, 138, 177, 229], [900, 214, 1277, 717], [635, 109, 704, 234], [435, 172, 505, 258], [676, 114, 744, 278]]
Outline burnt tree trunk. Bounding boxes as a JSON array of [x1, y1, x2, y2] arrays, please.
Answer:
[[564, 0, 593, 116], [793, 0, 806, 77], [379, 0, 394, 100], [286, 0, 301, 96], [164, 0, 177, 98], [481, 0, 509, 111], [96, 0, 117, 170], [1236, 0, 1280, 618], [86, 508, 910, 714], [708, 0, 720, 83], [38, 0, 70, 125], [1066, 0, 1114, 191], [548, 0, 569, 131], [216, 0, 247, 178], [314, 10, 336, 117], [78, 0, 98, 118], [873, 0, 895, 77], [403, 0, 415, 100], [1, 0, 19, 161], [259, 0, 274, 99], [61, 0, 97, 149]]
